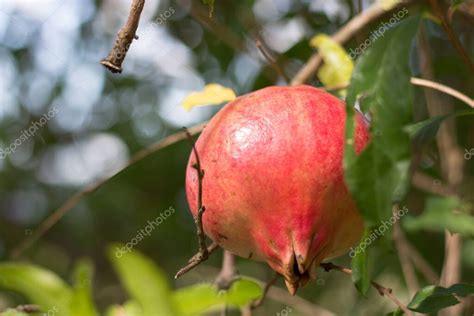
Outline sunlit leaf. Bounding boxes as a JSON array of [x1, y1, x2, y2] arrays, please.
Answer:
[[181, 83, 236, 112], [310, 34, 353, 92], [344, 16, 420, 226], [0, 263, 72, 315], [408, 284, 474, 313], [69, 259, 99, 316], [1, 310, 29, 316], [351, 228, 370, 296], [107, 244, 177, 316], [403, 196, 474, 236]]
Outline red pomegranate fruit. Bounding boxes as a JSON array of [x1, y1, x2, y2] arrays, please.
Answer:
[[185, 85, 369, 294]]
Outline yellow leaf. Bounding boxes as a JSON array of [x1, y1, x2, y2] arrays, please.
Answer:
[[181, 84, 237, 112], [378, 0, 401, 11], [309, 34, 353, 94]]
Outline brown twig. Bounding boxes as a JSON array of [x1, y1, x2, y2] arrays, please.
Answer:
[[291, 1, 406, 86], [10, 122, 208, 259], [250, 272, 280, 309], [101, 0, 145, 73], [428, 0, 474, 73], [319, 262, 413, 315], [175, 128, 218, 278], [410, 78, 474, 108], [255, 39, 290, 83]]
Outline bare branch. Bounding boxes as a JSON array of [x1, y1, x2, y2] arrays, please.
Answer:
[[291, 1, 408, 86], [250, 272, 280, 309], [411, 78, 474, 108], [101, 0, 145, 73]]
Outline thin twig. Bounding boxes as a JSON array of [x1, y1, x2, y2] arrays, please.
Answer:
[[255, 39, 290, 83], [101, 0, 145, 73], [319, 262, 413, 316], [291, 1, 407, 86], [250, 272, 280, 309], [175, 128, 219, 278], [410, 78, 474, 108], [10, 122, 208, 259], [175, 242, 219, 279], [428, 0, 474, 73]]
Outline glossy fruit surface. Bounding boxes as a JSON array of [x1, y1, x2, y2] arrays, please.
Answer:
[[186, 85, 369, 294]]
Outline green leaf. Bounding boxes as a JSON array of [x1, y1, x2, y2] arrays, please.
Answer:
[[173, 284, 224, 315], [404, 109, 474, 146], [69, 259, 99, 316], [224, 278, 262, 306], [351, 228, 370, 296], [105, 301, 143, 316], [403, 197, 474, 236], [407, 283, 474, 313], [344, 16, 421, 226], [0, 263, 72, 315], [107, 244, 177, 316], [172, 278, 263, 315]]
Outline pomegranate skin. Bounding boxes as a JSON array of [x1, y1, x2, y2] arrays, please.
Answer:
[[185, 85, 369, 294]]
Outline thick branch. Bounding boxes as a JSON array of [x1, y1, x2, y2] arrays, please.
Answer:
[[101, 0, 145, 73]]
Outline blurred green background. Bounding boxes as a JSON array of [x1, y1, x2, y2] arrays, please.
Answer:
[[0, 0, 473, 315]]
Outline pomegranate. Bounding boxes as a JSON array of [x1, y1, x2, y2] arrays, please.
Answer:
[[185, 85, 369, 294]]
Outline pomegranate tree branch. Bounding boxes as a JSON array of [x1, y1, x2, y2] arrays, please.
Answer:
[[319, 262, 413, 316], [410, 78, 474, 108], [10, 122, 208, 259], [428, 0, 474, 73], [101, 0, 145, 73], [291, 1, 408, 86], [175, 128, 218, 278]]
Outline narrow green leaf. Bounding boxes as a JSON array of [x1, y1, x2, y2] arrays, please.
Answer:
[[403, 196, 474, 236], [408, 283, 474, 313], [351, 228, 370, 296], [0, 263, 72, 315], [404, 109, 474, 146], [344, 16, 421, 226], [69, 259, 99, 316], [0, 310, 29, 316], [107, 244, 177, 316]]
